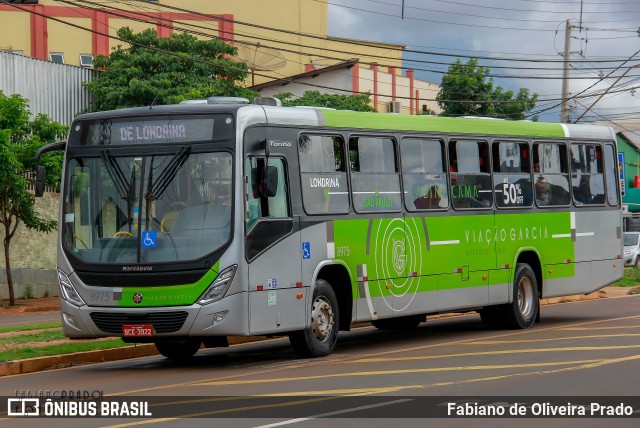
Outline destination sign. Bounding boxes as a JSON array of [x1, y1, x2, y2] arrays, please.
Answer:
[[79, 117, 218, 146]]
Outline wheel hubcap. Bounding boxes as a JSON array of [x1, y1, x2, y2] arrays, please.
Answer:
[[311, 296, 334, 342], [517, 276, 534, 318]]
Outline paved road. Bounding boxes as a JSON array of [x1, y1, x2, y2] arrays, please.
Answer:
[[0, 311, 61, 327], [1, 295, 639, 427]]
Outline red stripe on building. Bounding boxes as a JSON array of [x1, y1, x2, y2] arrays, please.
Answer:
[[92, 11, 109, 56], [352, 62, 360, 95], [30, 5, 47, 60], [157, 13, 173, 38], [388, 66, 397, 101], [370, 63, 378, 111], [407, 70, 414, 115]]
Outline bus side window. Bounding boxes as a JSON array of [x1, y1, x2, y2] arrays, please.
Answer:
[[245, 157, 290, 231], [492, 141, 532, 208], [604, 144, 619, 206], [401, 137, 448, 211], [349, 136, 401, 213], [299, 134, 349, 214], [570, 144, 605, 206], [533, 143, 571, 207], [449, 140, 493, 209]]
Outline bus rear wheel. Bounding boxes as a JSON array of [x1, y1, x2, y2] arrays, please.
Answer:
[[480, 263, 539, 329], [289, 280, 338, 358], [155, 339, 201, 361], [504, 263, 539, 329]]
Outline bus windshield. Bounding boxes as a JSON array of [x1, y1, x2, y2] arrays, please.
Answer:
[[62, 150, 232, 264]]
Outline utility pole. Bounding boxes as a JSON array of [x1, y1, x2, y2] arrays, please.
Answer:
[[560, 20, 572, 123]]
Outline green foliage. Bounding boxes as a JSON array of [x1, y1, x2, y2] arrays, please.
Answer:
[[0, 90, 60, 305], [84, 27, 258, 111], [275, 91, 376, 112], [22, 285, 34, 300], [436, 58, 538, 120]]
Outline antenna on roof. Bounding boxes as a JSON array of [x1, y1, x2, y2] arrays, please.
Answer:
[[149, 94, 160, 110]]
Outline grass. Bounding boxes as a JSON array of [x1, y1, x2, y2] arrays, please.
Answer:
[[0, 329, 66, 346], [0, 338, 133, 362], [0, 324, 133, 362], [0, 322, 62, 334], [612, 268, 640, 287]]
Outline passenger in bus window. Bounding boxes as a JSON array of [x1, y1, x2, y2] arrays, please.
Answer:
[[535, 178, 550, 206], [573, 175, 592, 204], [413, 185, 442, 209]]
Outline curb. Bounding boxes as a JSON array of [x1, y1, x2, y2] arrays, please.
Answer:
[[0, 336, 271, 377], [18, 305, 60, 313]]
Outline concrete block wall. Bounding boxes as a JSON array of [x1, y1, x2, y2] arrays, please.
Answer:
[[0, 193, 59, 300]]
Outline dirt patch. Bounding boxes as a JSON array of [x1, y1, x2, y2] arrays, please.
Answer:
[[0, 297, 60, 316]]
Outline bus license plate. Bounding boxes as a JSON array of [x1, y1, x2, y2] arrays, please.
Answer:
[[122, 324, 154, 337]]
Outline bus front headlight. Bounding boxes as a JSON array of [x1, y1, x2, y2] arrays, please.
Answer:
[[57, 269, 85, 307], [198, 265, 237, 306]]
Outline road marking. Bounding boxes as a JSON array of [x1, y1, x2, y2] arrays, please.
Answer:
[[427, 353, 640, 388], [560, 325, 640, 330], [100, 388, 415, 428], [195, 360, 602, 386], [344, 344, 640, 363], [95, 314, 640, 396], [464, 333, 640, 345], [253, 398, 413, 428]]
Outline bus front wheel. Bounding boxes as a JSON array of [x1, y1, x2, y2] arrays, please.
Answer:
[[155, 339, 201, 361], [289, 280, 339, 358]]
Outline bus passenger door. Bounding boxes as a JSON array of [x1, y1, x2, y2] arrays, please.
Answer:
[[245, 157, 305, 335]]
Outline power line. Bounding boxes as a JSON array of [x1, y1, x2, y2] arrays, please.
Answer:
[[322, 0, 640, 32], [68, 0, 639, 76], [356, 0, 640, 24], [6, 0, 639, 118], [112, 0, 640, 65]]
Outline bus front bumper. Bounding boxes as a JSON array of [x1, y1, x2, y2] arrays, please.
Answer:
[[59, 292, 249, 339]]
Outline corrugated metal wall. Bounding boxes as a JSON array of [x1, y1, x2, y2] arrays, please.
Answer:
[[0, 52, 96, 126]]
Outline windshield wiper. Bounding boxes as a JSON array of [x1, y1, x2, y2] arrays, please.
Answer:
[[144, 146, 191, 200], [100, 149, 130, 200]]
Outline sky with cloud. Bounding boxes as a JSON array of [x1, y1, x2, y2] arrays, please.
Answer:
[[327, 0, 640, 124]]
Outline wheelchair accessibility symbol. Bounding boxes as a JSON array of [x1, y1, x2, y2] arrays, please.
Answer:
[[142, 231, 157, 248]]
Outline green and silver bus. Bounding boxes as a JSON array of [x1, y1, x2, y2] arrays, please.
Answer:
[[36, 97, 623, 359]]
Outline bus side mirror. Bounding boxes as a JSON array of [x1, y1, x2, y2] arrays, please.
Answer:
[[35, 165, 46, 197], [261, 165, 279, 197]]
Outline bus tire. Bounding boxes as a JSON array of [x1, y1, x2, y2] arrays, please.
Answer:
[[155, 339, 201, 361], [371, 315, 422, 330], [289, 280, 338, 358], [504, 263, 539, 329]]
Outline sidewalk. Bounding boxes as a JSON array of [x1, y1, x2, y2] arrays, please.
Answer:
[[1, 287, 638, 377]]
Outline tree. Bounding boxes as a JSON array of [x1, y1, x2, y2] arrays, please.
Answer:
[[83, 27, 257, 111], [275, 91, 376, 112], [0, 91, 61, 305], [436, 58, 538, 120]]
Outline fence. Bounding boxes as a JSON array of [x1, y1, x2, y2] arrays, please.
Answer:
[[0, 51, 96, 126]]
